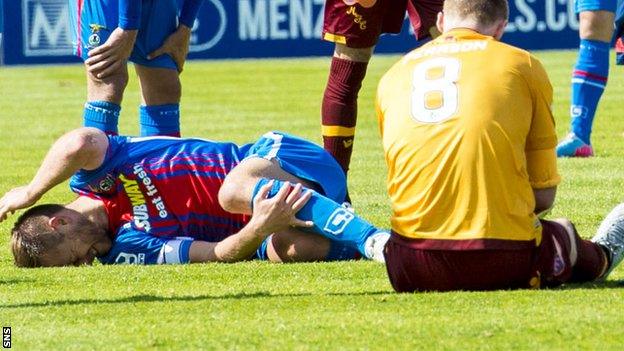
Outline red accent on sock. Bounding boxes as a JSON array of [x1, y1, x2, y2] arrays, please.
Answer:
[[570, 240, 607, 282], [616, 38, 624, 55], [321, 57, 369, 173]]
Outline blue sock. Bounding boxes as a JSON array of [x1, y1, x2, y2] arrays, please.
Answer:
[[570, 39, 610, 145], [139, 104, 180, 137], [325, 241, 359, 261], [252, 178, 379, 256], [83, 101, 120, 135]]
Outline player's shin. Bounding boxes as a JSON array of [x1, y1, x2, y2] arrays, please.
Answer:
[[139, 104, 181, 137], [570, 39, 609, 145], [251, 178, 384, 259], [321, 57, 368, 174], [83, 101, 121, 135]]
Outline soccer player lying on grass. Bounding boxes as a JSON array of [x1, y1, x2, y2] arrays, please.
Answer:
[[0, 128, 389, 267], [376, 0, 624, 292]]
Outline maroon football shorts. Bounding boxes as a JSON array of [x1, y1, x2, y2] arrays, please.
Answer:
[[384, 220, 605, 292], [322, 0, 443, 48]]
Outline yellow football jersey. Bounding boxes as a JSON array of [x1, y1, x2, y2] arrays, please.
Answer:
[[376, 29, 560, 248]]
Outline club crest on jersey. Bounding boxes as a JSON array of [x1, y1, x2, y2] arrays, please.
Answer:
[[324, 208, 355, 235], [88, 173, 116, 193]]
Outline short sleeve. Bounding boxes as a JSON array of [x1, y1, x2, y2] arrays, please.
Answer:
[[98, 224, 193, 265], [525, 56, 560, 188]]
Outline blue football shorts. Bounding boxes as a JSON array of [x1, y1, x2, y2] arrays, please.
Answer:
[[244, 131, 348, 203], [243, 131, 349, 260], [68, 0, 178, 70], [576, 0, 618, 13]]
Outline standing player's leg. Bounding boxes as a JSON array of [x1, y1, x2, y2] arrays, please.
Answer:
[[557, 1, 616, 157], [135, 65, 182, 137], [321, 44, 373, 177], [131, 0, 183, 137], [321, 0, 408, 181], [69, 0, 128, 135]]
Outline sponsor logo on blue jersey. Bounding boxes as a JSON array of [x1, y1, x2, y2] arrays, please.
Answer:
[[119, 163, 169, 232]]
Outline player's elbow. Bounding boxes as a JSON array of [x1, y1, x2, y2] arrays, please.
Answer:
[[59, 128, 108, 169], [533, 187, 557, 215]]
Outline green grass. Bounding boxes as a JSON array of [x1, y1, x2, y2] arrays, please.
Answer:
[[1, 50, 624, 349]]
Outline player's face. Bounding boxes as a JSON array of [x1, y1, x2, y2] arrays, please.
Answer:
[[40, 215, 111, 267]]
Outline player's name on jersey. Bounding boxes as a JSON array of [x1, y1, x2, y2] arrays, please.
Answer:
[[405, 41, 489, 61]]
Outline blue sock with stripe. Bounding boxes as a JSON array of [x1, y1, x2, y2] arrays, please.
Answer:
[[570, 39, 610, 145], [139, 104, 180, 137], [83, 101, 121, 135], [251, 178, 379, 256]]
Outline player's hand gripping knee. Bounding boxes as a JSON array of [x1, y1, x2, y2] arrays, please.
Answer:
[[85, 28, 138, 79], [0, 186, 37, 222], [147, 25, 192, 73], [250, 181, 313, 235]]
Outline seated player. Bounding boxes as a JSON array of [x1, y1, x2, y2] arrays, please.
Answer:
[[376, 0, 624, 292], [557, 0, 619, 157], [0, 128, 389, 266]]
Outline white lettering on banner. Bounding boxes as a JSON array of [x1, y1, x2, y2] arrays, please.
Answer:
[[23, 0, 72, 56], [189, 0, 227, 52], [239, 0, 324, 41], [505, 0, 579, 33]]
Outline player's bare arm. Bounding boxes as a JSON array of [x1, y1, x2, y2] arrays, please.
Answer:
[[534, 187, 557, 215], [147, 25, 192, 73], [85, 28, 138, 79], [0, 128, 108, 222], [188, 181, 313, 263]]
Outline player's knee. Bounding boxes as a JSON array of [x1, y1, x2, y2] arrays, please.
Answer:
[[218, 177, 250, 214], [137, 68, 182, 104], [87, 70, 129, 103], [579, 11, 615, 41], [334, 44, 374, 62]]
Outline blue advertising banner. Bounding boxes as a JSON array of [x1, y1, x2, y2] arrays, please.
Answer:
[[1, 0, 581, 66]]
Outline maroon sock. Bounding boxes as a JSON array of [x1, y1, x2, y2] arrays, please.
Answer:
[[570, 239, 607, 283], [321, 57, 369, 174]]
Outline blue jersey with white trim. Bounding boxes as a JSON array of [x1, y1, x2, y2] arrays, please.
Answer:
[[69, 135, 253, 265]]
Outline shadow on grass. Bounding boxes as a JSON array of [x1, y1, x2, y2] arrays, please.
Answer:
[[1, 290, 393, 309], [0, 278, 35, 285], [556, 279, 624, 290]]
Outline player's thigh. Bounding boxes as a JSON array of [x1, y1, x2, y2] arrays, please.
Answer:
[[86, 63, 129, 104], [578, 10, 616, 41], [384, 234, 535, 292], [128, 0, 179, 70], [266, 229, 331, 263], [407, 0, 444, 40], [134, 64, 181, 105], [323, 0, 408, 49], [219, 158, 317, 214]]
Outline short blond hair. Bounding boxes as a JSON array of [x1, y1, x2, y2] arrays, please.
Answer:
[[443, 0, 509, 25]]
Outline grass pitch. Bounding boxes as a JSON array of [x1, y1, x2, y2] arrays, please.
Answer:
[[1, 51, 624, 350]]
